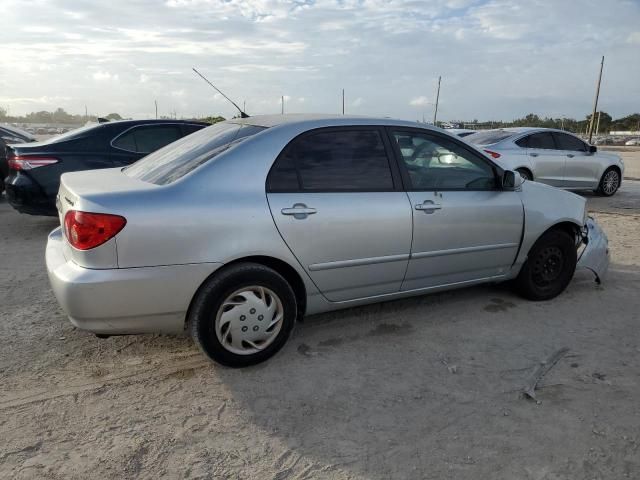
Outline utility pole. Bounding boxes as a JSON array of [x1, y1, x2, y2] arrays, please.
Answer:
[[596, 111, 601, 136], [342, 89, 345, 115], [433, 76, 441, 126], [281, 96, 284, 115], [84, 105, 88, 121], [243, 100, 246, 113], [588, 56, 604, 143], [155, 100, 158, 119]]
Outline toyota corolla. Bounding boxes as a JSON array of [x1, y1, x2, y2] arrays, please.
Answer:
[[46, 115, 609, 367]]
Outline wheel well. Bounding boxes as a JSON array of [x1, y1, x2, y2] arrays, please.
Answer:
[[185, 256, 307, 331], [547, 221, 582, 243], [515, 167, 533, 179], [603, 165, 621, 178]]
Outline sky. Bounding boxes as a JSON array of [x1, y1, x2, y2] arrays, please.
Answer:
[[1, 0, 639, 122]]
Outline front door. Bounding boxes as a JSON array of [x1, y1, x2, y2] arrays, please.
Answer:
[[519, 132, 565, 186], [551, 132, 599, 189], [267, 127, 412, 302], [388, 129, 524, 291]]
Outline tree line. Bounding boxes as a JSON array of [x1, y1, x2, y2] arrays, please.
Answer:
[[454, 112, 640, 133], [2, 106, 638, 132], [0, 107, 226, 125]]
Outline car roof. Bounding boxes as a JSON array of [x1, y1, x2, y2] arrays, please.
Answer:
[[228, 113, 437, 130]]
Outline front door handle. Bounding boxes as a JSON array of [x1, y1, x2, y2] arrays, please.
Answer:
[[281, 203, 317, 219], [567, 154, 575, 158], [529, 152, 539, 157], [415, 200, 442, 213]]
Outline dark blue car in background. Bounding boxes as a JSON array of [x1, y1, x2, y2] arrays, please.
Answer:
[[5, 119, 208, 215]]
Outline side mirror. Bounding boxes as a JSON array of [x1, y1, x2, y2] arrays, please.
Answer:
[[502, 170, 524, 190], [589, 145, 597, 154]]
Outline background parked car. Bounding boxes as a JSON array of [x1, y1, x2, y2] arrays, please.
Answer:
[[46, 115, 608, 367], [0, 124, 37, 193], [5, 119, 208, 215], [625, 138, 640, 146], [465, 127, 625, 196]]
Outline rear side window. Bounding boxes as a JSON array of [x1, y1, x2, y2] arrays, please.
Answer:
[[465, 130, 515, 146], [113, 125, 182, 154], [268, 129, 394, 192], [124, 123, 265, 185], [523, 132, 556, 150], [553, 132, 586, 151]]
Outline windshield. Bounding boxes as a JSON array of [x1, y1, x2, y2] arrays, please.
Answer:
[[124, 122, 266, 185], [465, 130, 515, 146]]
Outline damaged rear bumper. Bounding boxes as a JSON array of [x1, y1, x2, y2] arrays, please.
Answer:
[[577, 217, 609, 283]]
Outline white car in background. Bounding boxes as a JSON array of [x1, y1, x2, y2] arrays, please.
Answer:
[[625, 138, 640, 146], [465, 128, 625, 196]]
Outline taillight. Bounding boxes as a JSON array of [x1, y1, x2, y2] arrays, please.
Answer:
[[64, 211, 127, 250], [484, 150, 501, 159], [8, 156, 59, 170]]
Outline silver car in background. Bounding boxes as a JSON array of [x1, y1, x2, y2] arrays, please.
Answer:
[[46, 115, 609, 367], [465, 127, 624, 196]]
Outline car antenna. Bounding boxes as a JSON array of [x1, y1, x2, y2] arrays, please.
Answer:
[[192, 67, 249, 118]]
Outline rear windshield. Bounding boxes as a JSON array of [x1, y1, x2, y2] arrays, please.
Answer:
[[124, 122, 266, 185], [465, 130, 515, 146]]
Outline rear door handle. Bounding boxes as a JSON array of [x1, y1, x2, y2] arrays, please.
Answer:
[[415, 201, 442, 213], [281, 203, 317, 219], [567, 154, 575, 158], [529, 152, 539, 157]]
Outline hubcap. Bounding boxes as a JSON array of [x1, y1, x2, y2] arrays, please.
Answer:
[[532, 246, 564, 287], [602, 170, 619, 195], [215, 286, 284, 355]]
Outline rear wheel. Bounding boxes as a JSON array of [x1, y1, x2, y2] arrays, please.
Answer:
[[189, 263, 297, 367], [516, 168, 533, 181], [515, 229, 577, 301], [596, 168, 620, 196]]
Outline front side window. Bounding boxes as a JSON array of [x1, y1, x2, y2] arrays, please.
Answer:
[[113, 125, 182, 154], [523, 132, 556, 150], [268, 129, 394, 192], [392, 131, 496, 190], [553, 132, 587, 152]]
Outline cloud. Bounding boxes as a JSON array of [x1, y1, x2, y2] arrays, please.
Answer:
[[92, 71, 119, 81], [409, 96, 430, 107], [0, 0, 638, 120]]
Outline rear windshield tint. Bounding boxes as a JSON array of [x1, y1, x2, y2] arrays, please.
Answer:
[[465, 130, 515, 146], [124, 123, 266, 185]]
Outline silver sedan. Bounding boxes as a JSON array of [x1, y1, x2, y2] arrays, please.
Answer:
[[465, 127, 624, 196], [46, 115, 609, 367]]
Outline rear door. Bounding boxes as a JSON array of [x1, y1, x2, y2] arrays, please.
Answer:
[[389, 128, 523, 291], [110, 124, 183, 166], [552, 132, 598, 188], [266, 127, 412, 302], [517, 132, 565, 186]]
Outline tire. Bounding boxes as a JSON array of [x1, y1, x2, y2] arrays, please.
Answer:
[[515, 229, 577, 301], [189, 263, 297, 367], [516, 168, 533, 181], [596, 168, 621, 197]]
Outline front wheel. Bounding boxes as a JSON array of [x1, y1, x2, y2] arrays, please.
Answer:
[[189, 263, 297, 367], [515, 229, 577, 301], [596, 168, 621, 196]]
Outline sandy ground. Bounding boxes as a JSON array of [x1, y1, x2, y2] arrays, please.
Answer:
[[1, 178, 640, 478]]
